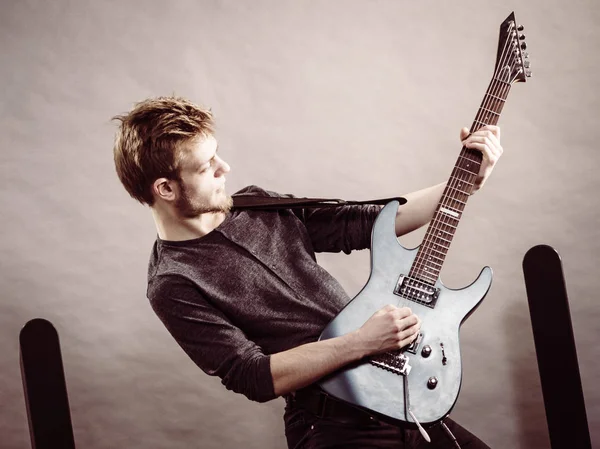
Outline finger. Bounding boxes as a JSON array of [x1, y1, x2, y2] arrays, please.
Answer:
[[464, 142, 497, 165], [462, 135, 501, 159], [392, 307, 413, 320], [482, 125, 501, 140], [399, 330, 420, 348], [397, 314, 419, 329], [459, 127, 470, 141], [397, 327, 416, 342], [465, 130, 500, 147], [470, 129, 501, 152], [372, 304, 394, 318], [405, 315, 421, 332]]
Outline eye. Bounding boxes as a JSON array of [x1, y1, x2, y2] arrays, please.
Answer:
[[199, 157, 216, 173]]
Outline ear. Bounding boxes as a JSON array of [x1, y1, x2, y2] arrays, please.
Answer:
[[152, 177, 178, 202]]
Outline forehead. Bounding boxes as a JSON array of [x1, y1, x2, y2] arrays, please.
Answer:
[[180, 134, 218, 170]]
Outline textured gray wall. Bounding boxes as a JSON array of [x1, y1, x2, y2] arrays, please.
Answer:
[[1, 1, 598, 448]]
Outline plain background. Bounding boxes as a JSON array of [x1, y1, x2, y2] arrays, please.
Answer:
[[1, 1, 598, 448]]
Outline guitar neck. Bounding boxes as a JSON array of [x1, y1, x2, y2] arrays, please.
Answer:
[[408, 78, 512, 285]]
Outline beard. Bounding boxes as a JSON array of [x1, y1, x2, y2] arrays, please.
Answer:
[[174, 180, 233, 219]]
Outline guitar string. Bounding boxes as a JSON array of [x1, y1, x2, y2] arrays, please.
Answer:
[[407, 22, 517, 288], [414, 24, 520, 283], [409, 28, 517, 284], [412, 22, 517, 281]]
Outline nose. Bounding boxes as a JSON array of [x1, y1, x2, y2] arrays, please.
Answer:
[[215, 156, 230, 176]]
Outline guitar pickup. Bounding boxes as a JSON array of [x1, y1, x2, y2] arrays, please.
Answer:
[[394, 275, 440, 308]]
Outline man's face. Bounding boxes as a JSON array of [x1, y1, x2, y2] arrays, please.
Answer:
[[174, 134, 232, 218]]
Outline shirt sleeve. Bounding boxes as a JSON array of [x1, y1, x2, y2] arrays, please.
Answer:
[[234, 185, 383, 254], [300, 204, 383, 254], [148, 274, 276, 403]]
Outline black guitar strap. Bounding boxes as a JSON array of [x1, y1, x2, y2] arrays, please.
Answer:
[[232, 194, 407, 210]]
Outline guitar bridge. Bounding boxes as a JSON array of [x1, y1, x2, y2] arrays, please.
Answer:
[[370, 351, 412, 376], [394, 275, 440, 308]]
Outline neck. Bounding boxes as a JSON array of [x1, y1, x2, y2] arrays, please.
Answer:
[[408, 77, 512, 285], [151, 206, 227, 241]]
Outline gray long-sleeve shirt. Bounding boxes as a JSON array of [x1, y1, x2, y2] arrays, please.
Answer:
[[147, 185, 381, 403]]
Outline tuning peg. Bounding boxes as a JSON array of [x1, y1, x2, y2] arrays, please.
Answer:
[[521, 42, 527, 50], [526, 69, 532, 78], [524, 60, 530, 68], [517, 25, 524, 31], [524, 52, 529, 58], [519, 34, 526, 40]]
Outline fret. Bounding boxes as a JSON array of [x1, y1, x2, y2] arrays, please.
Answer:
[[493, 77, 511, 86], [432, 223, 458, 235], [442, 186, 470, 200], [449, 175, 474, 187], [424, 240, 450, 251], [437, 209, 462, 222], [484, 92, 506, 102], [435, 209, 461, 221], [454, 165, 478, 176], [425, 247, 448, 258], [479, 106, 500, 116], [428, 241, 450, 252], [418, 264, 440, 275], [436, 207, 461, 218], [433, 209, 462, 221], [434, 218, 458, 233], [422, 253, 444, 263], [433, 221, 458, 231], [413, 271, 438, 283], [458, 154, 481, 166], [442, 193, 468, 205], [413, 258, 443, 271], [410, 267, 440, 280], [458, 151, 480, 162], [431, 228, 454, 237], [428, 234, 452, 244], [458, 150, 482, 162], [419, 272, 440, 282], [473, 119, 488, 128], [445, 188, 471, 200], [425, 234, 454, 247], [419, 258, 443, 269], [445, 185, 470, 198]]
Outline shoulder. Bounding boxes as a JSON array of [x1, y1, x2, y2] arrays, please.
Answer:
[[147, 272, 203, 312], [231, 185, 304, 222], [232, 185, 294, 199], [148, 272, 191, 298]]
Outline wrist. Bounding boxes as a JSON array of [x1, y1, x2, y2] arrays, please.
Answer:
[[342, 330, 368, 361]]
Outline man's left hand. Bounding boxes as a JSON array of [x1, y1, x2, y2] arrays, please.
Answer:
[[460, 125, 503, 192]]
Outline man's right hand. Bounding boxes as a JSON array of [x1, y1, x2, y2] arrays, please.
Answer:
[[354, 305, 421, 357], [270, 304, 420, 396]]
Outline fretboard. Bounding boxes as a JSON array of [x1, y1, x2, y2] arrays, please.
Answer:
[[408, 78, 512, 285]]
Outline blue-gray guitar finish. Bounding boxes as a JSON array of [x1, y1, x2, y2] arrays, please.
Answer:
[[319, 200, 492, 426]]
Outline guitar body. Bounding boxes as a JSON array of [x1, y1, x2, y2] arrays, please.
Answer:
[[319, 201, 492, 426]]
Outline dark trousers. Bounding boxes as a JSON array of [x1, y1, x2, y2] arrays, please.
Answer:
[[284, 400, 491, 449]]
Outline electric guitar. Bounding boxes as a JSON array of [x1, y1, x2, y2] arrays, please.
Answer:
[[318, 12, 531, 428]]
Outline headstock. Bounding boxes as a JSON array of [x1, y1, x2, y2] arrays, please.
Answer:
[[495, 12, 531, 84]]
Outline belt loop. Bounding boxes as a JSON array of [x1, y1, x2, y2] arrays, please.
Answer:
[[317, 391, 328, 418]]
